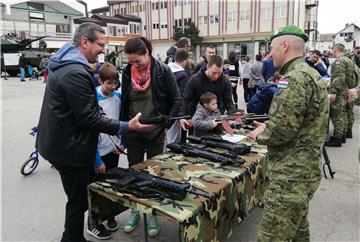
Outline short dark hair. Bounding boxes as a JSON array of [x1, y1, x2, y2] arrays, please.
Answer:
[[207, 55, 224, 68], [99, 62, 119, 81], [206, 45, 216, 50], [177, 37, 190, 48], [255, 54, 262, 61], [228, 51, 237, 62], [199, 92, 217, 105], [174, 49, 189, 63], [124, 37, 153, 56], [73, 22, 105, 47], [311, 50, 321, 56], [272, 72, 282, 82]]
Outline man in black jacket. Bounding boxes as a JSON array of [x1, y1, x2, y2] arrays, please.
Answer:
[[179, 55, 236, 130], [35, 23, 152, 242], [192, 45, 216, 74]]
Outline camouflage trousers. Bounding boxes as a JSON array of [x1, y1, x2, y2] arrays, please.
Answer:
[[330, 96, 347, 139], [257, 178, 320, 242], [346, 102, 354, 131]]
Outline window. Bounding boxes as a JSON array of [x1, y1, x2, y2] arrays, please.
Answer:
[[227, 12, 236, 23], [261, 7, 272, 20], [199, 0, 207, 4], [175, 0, 182, 7], [160, 1, 163, 9], [199, 16, 208, 25], [240, 10, 250, 21], [183, 0, 191, 6], [174, 19, 178, 27], [161, 23, 168, 29], [164, 2, 167, 8], [274, 6, 287, 18], [30, 12, 44, 21], [136, 25, 139, 33], [56, 24, 70, 33], [179, 19, 182, 27], [144, 25, 146, 30], [153, 23, 159, 29], [210, 14, 219, 24]]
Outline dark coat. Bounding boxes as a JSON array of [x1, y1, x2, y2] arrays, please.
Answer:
[[262, 57, 277, 82], [305, 57, 328, 76], [247, 82, 278, 114], [180, 67, 236, 116], [35, 43, 120, 168], [120, 56, 182, 125]]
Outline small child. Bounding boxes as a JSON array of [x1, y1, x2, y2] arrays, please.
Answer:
[[192, 92, 222, 136], [87, 62, 122, 239], [247, 72, 281, 114]]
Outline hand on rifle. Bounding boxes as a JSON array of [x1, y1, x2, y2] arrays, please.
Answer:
[[247, 121, 266, 141], [128, 113, 155, 132], [180, 119, 192, 131], [211, 120, 220, 128], [96, 163, 106, 174]]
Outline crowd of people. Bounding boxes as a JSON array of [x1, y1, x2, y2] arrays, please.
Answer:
[[33, 22, 359, 242]]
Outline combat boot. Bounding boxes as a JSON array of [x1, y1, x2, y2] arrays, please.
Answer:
[[342, 135, 346, 144], [325, 137, 342, 147], [346, 129, 352, 138]]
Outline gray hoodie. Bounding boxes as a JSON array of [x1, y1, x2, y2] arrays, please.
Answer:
[[192, 103, 221, 136]]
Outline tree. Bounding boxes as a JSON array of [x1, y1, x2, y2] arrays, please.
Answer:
[[172, 21, 203, 47]]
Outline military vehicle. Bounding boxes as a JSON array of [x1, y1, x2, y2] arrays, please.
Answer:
[[1, 35, 48, 77]]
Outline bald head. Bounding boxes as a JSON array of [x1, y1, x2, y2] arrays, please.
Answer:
[[270, 35, 305, 69]]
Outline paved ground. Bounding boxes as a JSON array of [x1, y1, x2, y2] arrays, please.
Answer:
[[1, 77, 359, 241]]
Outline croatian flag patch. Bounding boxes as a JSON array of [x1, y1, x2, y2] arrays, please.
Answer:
[[278, 79, 289, 89]]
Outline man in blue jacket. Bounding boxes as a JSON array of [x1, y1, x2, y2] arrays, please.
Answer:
[[305, 50, 328, 76], [262, 51, 277, 82], [35, 23, 152, 242]]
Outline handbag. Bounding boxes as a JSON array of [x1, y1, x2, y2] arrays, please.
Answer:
[[247, 79, 254, 89]]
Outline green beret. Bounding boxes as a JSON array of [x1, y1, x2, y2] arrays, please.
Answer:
[[270, 25, 308, 42]]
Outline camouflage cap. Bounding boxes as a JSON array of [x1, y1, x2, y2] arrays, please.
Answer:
[[270, 25, 308, 42]]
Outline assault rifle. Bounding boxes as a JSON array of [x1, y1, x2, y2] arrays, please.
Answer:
[[99, 167, 211, 200], [139, 115, 190, 125], [187, 135, 251, 155], [167, 142, 245, 166]]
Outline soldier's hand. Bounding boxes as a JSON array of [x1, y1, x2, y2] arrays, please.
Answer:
[[329, 94, 336, 102], [128, 113, 155, 132], [247, 121, 266, 141], [348, 88, 357, 102], [96, 164, 106, 174]]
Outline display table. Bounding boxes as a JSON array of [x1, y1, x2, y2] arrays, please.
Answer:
[[88, 137, 268, 241]]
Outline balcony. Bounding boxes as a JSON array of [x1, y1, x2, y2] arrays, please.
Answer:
[[304, 21, 318, 33], [305, 0, 319, 9]]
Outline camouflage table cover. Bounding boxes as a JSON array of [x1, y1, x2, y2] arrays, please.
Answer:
[[88, 135, 268, 242]]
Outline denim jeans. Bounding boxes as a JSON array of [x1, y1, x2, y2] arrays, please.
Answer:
[[20, 67, 25, 81]]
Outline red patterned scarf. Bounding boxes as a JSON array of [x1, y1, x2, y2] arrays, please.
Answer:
[[131, 60, 151, 92]]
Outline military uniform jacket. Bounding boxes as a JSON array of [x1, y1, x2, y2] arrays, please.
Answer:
[[257, 57, 329, 181], [329, 55, 354, 96]]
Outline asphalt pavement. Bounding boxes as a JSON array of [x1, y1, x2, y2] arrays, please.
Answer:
[[1, 77, 359, 242]]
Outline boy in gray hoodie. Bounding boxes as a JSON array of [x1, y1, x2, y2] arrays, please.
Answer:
[[192, 92, 221, 136]]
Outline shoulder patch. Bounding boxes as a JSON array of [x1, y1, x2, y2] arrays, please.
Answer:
[[278, 79, 289, 89]]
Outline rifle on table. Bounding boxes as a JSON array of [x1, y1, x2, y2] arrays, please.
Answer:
[[167, 142, 245, 166], [139, 115, 190, 125], [99, 167, 211, 200], [212, 112, 269, 135], [187, 135, 251, 155]]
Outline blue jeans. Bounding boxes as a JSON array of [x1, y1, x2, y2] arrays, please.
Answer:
[[20, 67, 25, 81]]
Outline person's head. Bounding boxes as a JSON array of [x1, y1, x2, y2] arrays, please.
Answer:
[[332, 43, 345, 58], [205, 45, 216, 60], [73, 22, 106, 64], [199, 92, 218, 112], [98, 62, 119, 96], [269, 26, 307, 69], [206, 55, 224, 81], [174, 49, 189, 68], [308, 50, 322, 63], [323, 50, 329, 57], [124, 37, 152, 70], [177, 37, 191, 51], [228, 51, 237, 62], [255, 54, 262, 62], [272, 72, 281, 83]]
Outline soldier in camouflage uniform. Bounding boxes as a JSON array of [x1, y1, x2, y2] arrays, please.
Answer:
[[325, 43, 354, 147], [248, 25, 328, 242]]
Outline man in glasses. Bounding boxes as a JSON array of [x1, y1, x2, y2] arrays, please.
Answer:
[[36, 22, 153, 242]]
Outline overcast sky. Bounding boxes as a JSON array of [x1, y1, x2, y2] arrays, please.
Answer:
[[81, 0, 360, 34]]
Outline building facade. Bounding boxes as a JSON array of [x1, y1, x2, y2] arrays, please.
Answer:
[[107, 0, 319, 60], [0, 1, 83, 52], [333, 23, 360, 51]]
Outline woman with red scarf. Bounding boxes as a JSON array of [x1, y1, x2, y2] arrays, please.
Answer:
[[120, 37, 181, 236]]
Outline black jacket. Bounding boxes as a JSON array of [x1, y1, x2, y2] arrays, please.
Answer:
[[180, 67, 236, 116], [120, 56, 181, 125], [35, 43, 120, 168], [193, 59, 207, 75], [164, 45, 177, 64]]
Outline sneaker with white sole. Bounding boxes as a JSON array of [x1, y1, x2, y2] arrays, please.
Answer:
[[147, 214, 159, 237], [105, 217, 118, 232], [123, 209, 140, 233], [86, 224, 112, 240]]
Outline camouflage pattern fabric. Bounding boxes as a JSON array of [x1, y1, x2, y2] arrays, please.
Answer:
[[256, 57, 328, 242], [88, 138, 269, 242], [329, 55, 354, 138]]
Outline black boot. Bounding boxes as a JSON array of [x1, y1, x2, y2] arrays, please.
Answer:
[[325, 137, 342, 147], [342, 135, 346, 143], [346, 129, 352, 138]]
